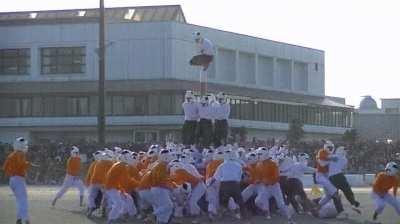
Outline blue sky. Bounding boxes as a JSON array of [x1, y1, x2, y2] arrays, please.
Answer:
[[2, 0, 400, 107]]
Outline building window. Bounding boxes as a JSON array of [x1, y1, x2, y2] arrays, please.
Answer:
[[41, 47, 86, 74], [315, 63, 318, 71], [134, 95, 148, 115], [134, 132, 146, 143], [134, 131, 158, 143], [111, 96, 134, 115], [0, 98, 32, 117], [69, 97, 89, 116], [0, 48, 30, 75]]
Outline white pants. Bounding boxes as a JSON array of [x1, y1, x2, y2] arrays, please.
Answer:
[[206, 181, 220, 214], [372, 192, 400, 215], [151, 187, 173, 223], [87, 184, 102, 209], [10, 176, 29, 222], [121, 192, 137, 217], [316, 173, 337, 206], [255, 183, 290, 219], [106, 189, 123, 221], [171, 188, 189, 217], [242, 183, 258, 203], [318, 201, 338, 218], [188, 182, 206, 215], [54, 174, 85, 200], [138, 189, 155, 212]]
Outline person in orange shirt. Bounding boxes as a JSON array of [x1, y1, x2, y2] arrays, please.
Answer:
[[169, 160, 206, 216], [315, 141, 338, 207], [371, 162, 400, 221], [241, 152, 259, 203], [86, 150, 113, 217], [104, 150, 138, 224], [2, 137, 32, 224], [52, 146, 85, 207], [138, 145, 160, 175], [148, 149, 174, 224], [119, 151, 140, 221], [120, 151, 141, 220], [85, 151, 102, 187], [254, 148, 295, 224]]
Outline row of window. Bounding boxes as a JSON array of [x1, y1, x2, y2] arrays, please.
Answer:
[[0, 93, 352, 128], [230, 99, 352, 128], [0, 47, 85, 75], [0, 93, 183, 117]]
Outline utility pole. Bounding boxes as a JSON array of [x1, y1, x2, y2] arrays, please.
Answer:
[[97, 0, 106, 146]]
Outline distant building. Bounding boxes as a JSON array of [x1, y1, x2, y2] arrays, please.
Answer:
[[0, 5, 353, 144], [354, 96, 400, 141]]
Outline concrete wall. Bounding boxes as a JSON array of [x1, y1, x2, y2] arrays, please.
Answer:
[[0, 21, 325, 96], [354, 113, 400, 140], [170, 22, 325, 96]]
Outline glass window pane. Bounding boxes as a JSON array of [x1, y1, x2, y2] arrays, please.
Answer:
[[39, 47, 85, 75], [148, 94, 160, 115], [135, 132, 145, 143], [134, 96, 148, 115]]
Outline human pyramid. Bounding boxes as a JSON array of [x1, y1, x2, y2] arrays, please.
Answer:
[[3, 135, 400, 224]]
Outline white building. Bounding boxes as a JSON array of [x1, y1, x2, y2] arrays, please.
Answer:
[[0, 5, 353, 143], [355, 96, 400, 140]]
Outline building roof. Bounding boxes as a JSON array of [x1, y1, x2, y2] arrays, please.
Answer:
[[359, 96, 379, 110], [0, 5, 186, 25]]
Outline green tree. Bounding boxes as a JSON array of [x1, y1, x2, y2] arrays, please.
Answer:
[[287, 119, 304, 148], [343, 129, 357, 146]]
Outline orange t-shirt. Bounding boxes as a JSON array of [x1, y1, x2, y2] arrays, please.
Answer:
[[85, 160, 98, 186], [205, 160, 223, 180], [148, 161, 172, 188], [127, 165, 141, 180], [316, 149, 329, 173], [373, 172, 398, 196], [121, 165, 141, 192], [257, 159, 279, 185], [104, 162, 129, 190], [170, 169, 200, 188], [2, 151, 30, 177], [137, 172, 153, 190], [244, 163, 258, 184], [91, 160, 114, 185], [67, 157, 81, 176]]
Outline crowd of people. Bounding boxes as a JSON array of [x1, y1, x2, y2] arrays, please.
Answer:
[[1, 139, 399, 185], [2, 137, 400, 224]]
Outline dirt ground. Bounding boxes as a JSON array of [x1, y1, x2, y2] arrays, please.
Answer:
[[0, 186, 399, 224]]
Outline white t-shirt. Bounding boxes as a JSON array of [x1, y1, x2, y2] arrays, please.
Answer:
[[198, 38, 214, 56], [328, 155, 347, 177], [287, 162, 316, 179], [214, 160, 243, 182]]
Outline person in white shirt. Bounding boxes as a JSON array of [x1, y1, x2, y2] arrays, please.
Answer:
[[211, 149, 246, 219], [212, 92, 230, 147], [197, 95, 214, 148], [328, 146, 360, 210], [182, 90, 199, 146], [286, 153, 316, 214], [189, 31, 215, 71]]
